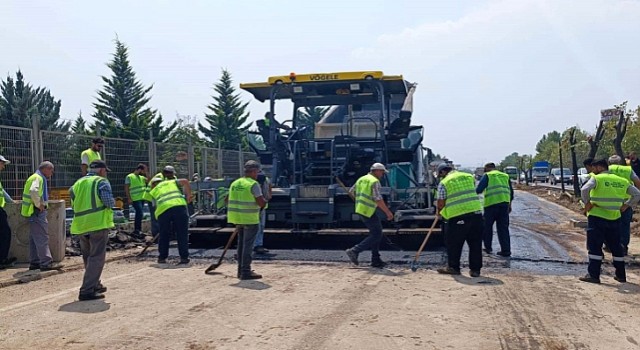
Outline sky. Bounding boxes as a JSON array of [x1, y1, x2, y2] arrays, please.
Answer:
[[2, 0, 640, 166]]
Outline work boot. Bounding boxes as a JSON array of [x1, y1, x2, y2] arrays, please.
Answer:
[[469, 270, 481, 278], [483, 248, 492, 254], [0, 257, 17, 269], [40, 262, 64, 271], [345, 248, 359, 266], [28, 264, 40, 271], [78, 292, 105, 301], [578, 274, 601, 284], [496, 251, 511, 257], [437, 267, 461, 275], [240, 271, 262, 280], [614, 276, 627, 283], [157, 258, 167, 264], [95, 283, 107, 294], [253, 246, 269, 254], [177, 258, 190, 265], [370, 259, 387, 268]]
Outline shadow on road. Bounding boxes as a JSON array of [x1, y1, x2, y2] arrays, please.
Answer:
[[616, 281, 640, 295], [452, 275, 504, 286], [230, 281, 271, 290], [58, 300, 111, 313]]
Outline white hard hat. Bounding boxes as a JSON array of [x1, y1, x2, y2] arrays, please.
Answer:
[[370, 163, 388, 173]]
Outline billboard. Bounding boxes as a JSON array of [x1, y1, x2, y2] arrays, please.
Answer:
[[600, 108, 622, 122]]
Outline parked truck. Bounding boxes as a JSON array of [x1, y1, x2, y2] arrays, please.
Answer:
[[532, 161, 550, 183]]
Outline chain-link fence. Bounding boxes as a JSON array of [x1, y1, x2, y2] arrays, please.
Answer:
[[0, 124, 258, 204]]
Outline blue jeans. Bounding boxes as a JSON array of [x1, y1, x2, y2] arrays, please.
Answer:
[[149, 202, 160, 236], [482, 203, 510, 254], [131, 200, 144, 233], [352, 214, 383, 261], [157, 206, 189, 260], [620, 207, 633, 250], [254, 210, 266, 248]]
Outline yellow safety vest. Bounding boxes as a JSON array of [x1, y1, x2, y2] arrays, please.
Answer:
[[483, 170, 511, 207], [227, 177, 260, 225], [143, 172, 166, 202], [588, 173, 629, 220], [21, 173, 45, 217], [608, 165, 633, 200], [0, 180, 5, 208], [354, 174, 379, 218], [70, 175, 114, 234], [81, 148, 102, 164], [126, 173, 147, 201], [149, 180, 187, 219], [440, 171, 483, 220]]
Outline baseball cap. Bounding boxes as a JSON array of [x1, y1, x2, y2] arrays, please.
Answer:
[[436, 163, 453, 173], [89, 160, 111, 172], [370, 163, 388, 173], [244, 160, 261, 171], [92, 137, 105, 145], [0, 155, 10, 164], [150, 177, 164, 184], [163, 165, 176, 173]]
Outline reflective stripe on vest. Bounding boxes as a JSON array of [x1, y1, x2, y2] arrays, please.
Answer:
[[440, 171, 483, 220], [355, 174, 379, 218], [227, 177, 260, 225], [21, 173, 44, 217], [588, 173, 628, 220], [127, 173, 147, 201], [0, 181, 5, 208], [82, 148, 102, 164], [150, 180, 187, 218], [70, 175, 114, 234], [484, 170, 511, 207]]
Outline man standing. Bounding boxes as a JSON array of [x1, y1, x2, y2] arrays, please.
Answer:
[[345, 163, 394, 268], [608, 155, 640, 255], [21, 161, 62, 271], [227, 160, 266, 279], [579, 159, 640, 283], [125, 164, 149, 235], [436, 163, 484, 277], [148, 166, 192, 265], [253, 170, 272, 254], [0, 155, 16, 269], [476, 163, 513, 256], [70, 160, 115, 300], [81, 137, 104, 176]]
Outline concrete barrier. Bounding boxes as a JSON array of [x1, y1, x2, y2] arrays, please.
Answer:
[[6, 200, 66, 263]]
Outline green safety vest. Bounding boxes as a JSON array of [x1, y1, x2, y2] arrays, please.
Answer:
[[227, 177, 260, 225], [143, 173, 166, 202], [609, 165, 633, 200], [149, 179, 187, 219], [126, 173, 147, 201], [588, 173, 629, 220], [21, 173, 45, 217], [483, 170, 511, 207], [440, 171, 483, 220], [216, 187, 229, 210], [81, 148, 102, 164], [354, 174, 379, 218], [0, 180, 5, 208], [70, 175, 114, 234]]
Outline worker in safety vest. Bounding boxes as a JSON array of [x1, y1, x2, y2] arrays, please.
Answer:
[[69, 160, 115, 300], [125, 163, 149, 235], [148, 167, 192, 265], [22, 161, 63, 271], [253, 171, 272, 254], [0, 155, 16, 269], [476, 163, 514, 257], [81, 137, 104, 176], [607, 155, 640, 256], [144, 170, 167, 237], [345, 163, 394, 268], [436, 163, 484, 277], [227, 160, 267, 280], [579, 158, 640, 283]]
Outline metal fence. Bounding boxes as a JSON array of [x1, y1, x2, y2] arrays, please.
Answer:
[[0, 124, 258, 202]]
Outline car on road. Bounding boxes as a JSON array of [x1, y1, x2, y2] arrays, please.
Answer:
[[548, 168, 573, 185]]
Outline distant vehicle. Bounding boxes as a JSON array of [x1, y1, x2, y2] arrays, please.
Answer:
[[548, 168, 573, 185], [520, 170, 531, 182], [503, 166, 518, 180], [65, 208, 74, 234], [129, 205, 151, 221], [577, 167, 590, 186], [532, 161, 550, 182]]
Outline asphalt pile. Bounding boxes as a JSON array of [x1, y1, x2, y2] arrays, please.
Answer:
[[66, 230, 152, 256]]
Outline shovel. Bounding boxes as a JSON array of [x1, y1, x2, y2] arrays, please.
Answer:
[[410, 216, 439, 272], [204, 228, 239, 274], [137, 233, 159, 257]]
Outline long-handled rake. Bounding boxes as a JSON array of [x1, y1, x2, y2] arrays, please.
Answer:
[[204, 228, 239, 274], [410, 216, 439, 272]]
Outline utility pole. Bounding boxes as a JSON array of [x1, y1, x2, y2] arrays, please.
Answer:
[[559, 139, 565, 193]]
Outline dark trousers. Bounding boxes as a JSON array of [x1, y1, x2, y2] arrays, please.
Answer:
[[149, 202, 160, 236], [586, 216, 625, 280], [619, 207, 632, 251], [131, 200, 144, 233], [352, 214, 383, 261], [0, 208, 11, 262], [483, 203, 511, 254], [236, 224, 259, 276], [157, 206, 189, 260], [444, 213, 483, 272], [78, 229, 108, 295]]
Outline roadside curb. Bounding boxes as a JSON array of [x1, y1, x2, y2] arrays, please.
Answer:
[[0, 249, 144, 290]]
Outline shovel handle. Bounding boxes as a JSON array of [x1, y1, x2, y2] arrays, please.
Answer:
[[413, 216, 439, 262]]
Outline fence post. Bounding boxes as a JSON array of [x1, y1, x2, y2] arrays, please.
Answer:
[[202, 148, 208, 178], [31, 114, 42, 169], [188, 142, 194, 179], [238, 144, 244, 176], [217, 141, 223, 178], [96, 128, 105, 162], [148, 130, 156, 175]]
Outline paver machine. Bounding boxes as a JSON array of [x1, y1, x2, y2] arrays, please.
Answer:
[[191, 71, 438, 239]]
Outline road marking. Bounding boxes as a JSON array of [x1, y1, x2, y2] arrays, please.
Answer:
[[0, 266, 153, 313]]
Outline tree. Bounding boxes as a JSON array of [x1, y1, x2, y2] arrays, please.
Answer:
[[297, 106, 329, 137], [198, 69, 250, 149], [613, 101, 631, 159], [71, 111, 88, 134], [92, 38, 176, 141], [168, 114, 203, 145], [0, 70, 69, 131], [499, 152, 520, 169]]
